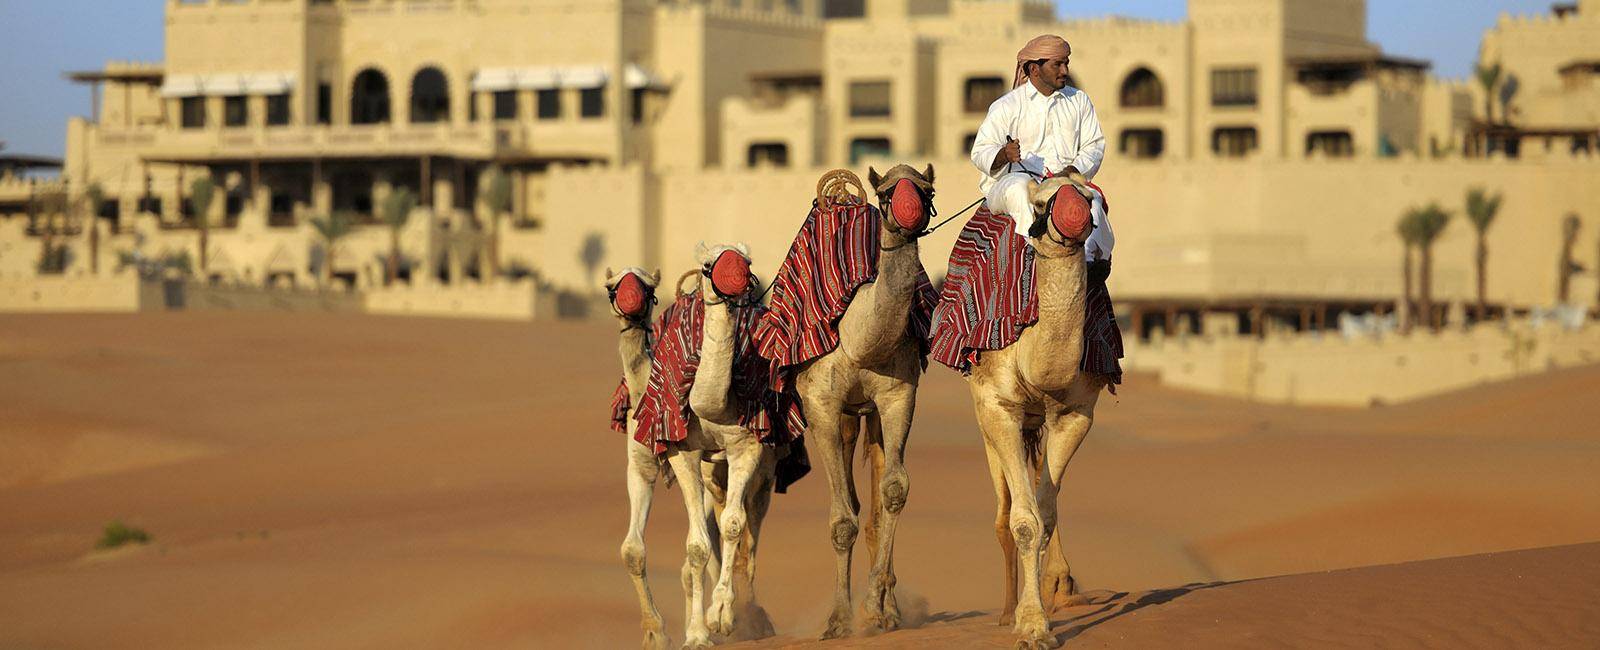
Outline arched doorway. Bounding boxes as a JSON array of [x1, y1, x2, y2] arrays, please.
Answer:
[[351, 68, 391, 125], [410, 67, 450, 123]]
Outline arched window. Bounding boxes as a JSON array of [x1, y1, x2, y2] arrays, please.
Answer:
[[1121, 67, 1164, 109], [351, 68, 391, 125], [410, 67, 450, 123]]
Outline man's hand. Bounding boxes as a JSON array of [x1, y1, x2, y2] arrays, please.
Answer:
[[990, 136, 1022, 174]]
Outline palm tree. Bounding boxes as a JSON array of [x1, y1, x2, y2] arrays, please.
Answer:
[[1558, 213, 1582, 304], [481, 166, 512, 279], [1474, 62, 1502, 124], [310, 211, 355, 287], [188, 176, 216, 275], [1397, 212, 1423, 332], [381, 187, 417, 285], [1463, 187, 1503, 320], [1403, 203, 1451, 331], [84, 182, 106, 275]]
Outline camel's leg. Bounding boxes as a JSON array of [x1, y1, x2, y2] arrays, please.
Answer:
[[622, 443, 669, 650], [733, 457, 778, 640], [707, 438, 764, 636], [701, 459, 727, 585], [974, 399, 1051, 649], [859, 415, 882, 573], [1037, 406, 1095, 616], [803, 398, 858, 639], [667, 451, 714, 648], [864, 395, 912, 632], [982, 436, 1018, 626]]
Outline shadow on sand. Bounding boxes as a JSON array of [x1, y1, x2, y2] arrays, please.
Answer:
[[1051, 581, 1234, 644]]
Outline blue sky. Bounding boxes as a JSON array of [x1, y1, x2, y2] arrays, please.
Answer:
[[0, 0, 1559, 158]]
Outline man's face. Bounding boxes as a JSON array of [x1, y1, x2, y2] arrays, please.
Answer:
[[1030, 50, 1073, 93]]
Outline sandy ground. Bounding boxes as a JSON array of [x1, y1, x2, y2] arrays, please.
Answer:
[[1, 312, 1598, 649]]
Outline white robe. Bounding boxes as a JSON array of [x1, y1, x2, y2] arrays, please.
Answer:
[[970, 81, 1114, 261]]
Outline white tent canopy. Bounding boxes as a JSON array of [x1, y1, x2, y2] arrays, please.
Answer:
[[470, 64, 665, 91]]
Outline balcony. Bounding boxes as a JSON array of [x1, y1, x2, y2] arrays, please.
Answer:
[[90, 121, 617, 164]]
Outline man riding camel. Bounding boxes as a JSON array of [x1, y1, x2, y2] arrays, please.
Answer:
[[971, 34, 1113, 267], [931, 33, 1122, 385]]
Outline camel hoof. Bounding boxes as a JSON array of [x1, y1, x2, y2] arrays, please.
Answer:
[[1013, 637, 1055, 650], [641, 627, 671, 650], [1013, 613, 1053, 649], [821, 612, 852, 640], [680, 635, 712, 650], [998, 611, 1015, 626], [707, 586, 737, 636]]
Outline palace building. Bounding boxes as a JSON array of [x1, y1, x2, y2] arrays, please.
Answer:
[[5, 0, 1598, 335]]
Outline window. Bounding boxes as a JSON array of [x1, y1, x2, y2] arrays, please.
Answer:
[[410, 67, 450, 123], [224, 96, 249, 127], [1120, 68, 1165, 109], [964, 76, 1005, 114], [1212, 127, 1259, 157], [317, 83, 332, 124], [181, 96, 206, 129], [1306, 130, 1354, 158], [1211, 67, 1258, 107], [269, 191, 295, 225], [332, 171, 374, 215], [468, 92, 478, 122], [631, 88, 647, 125], [96, 197, 120, 220], [266, 94, 291, 126], [350, 69, 391, 125], [537, 89, 561, 119], [1120, 129, 1165, 159], [849, 137, 891, 164], [138, 195, 163, 215], [493, 90, 518, 121], [747, 143, 790, 168], [849, 81, 891, 118], [581, 86, 606, 118], [962, 132, 978, 155]]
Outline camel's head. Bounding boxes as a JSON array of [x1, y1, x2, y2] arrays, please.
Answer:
[[604, 266, 661, 324], [695, 242, 755, 303], [868, 164, 936, 235], [1027, 172, 1095, 250]]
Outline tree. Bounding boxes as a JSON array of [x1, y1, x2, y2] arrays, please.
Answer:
[[1396, 212, 1422, 332], [1474, 61, 1502, 124], [1558, 213, 1582, 304], [1403, 204, 1451, 331], [381, 187, 418, 285], [481, 166, 512, 279], [1463, 187, 1503, 320], [188, 176, 216, 275], [84, 182, 106, 275], [310, 211, 355, 287]]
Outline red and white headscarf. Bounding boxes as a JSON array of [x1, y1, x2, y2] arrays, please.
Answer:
[[1014, 35, 1071, 88]]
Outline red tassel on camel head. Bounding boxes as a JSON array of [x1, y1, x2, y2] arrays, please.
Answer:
[[1050, 185, 1092, 241], [890, 178, 928, 232], [710, 249, 752, 298]]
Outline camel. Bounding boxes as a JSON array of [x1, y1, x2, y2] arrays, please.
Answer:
[[963, 174, 1110, 649], [684, 243, 787, 640], [779, 165, 938, 638], [604, 267, 717, 650]]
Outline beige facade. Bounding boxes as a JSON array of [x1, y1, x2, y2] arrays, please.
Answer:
[[5, 0, 1598, 339]]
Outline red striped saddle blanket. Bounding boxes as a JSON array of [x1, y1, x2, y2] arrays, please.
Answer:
[[754, 198, 939, 396], [616, 293, 809, 492], [928, 200, 1123, 384]]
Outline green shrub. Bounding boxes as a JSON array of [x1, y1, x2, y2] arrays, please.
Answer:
[[96, 520, 151, 549]]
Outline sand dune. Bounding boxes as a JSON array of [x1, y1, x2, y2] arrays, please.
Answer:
[[1, 313, 1597, 649]]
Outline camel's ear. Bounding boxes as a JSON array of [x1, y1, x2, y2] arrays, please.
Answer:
[[604, 267, 615, 281], [650, 269, 661, 286], [924, 164, 935, 185], [694, 241, 711, 265], [867, 166, 882, 190]]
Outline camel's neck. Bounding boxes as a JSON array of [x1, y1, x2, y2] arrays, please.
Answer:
[[1021, 245, 1087, 390], [617, 325, 652, 402], [842, 226, 920, 365], [688, 299, 739, 423]]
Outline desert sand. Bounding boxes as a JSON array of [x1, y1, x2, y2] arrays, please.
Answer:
[[2, 312, 1598, 649]]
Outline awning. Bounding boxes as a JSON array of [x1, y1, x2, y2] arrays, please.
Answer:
[[624, 63, 667, 90], [558, 66, 608, 89], [160, 74, 204, 98], [472, 68, 520, 92], [160, 72, 296, 97]]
